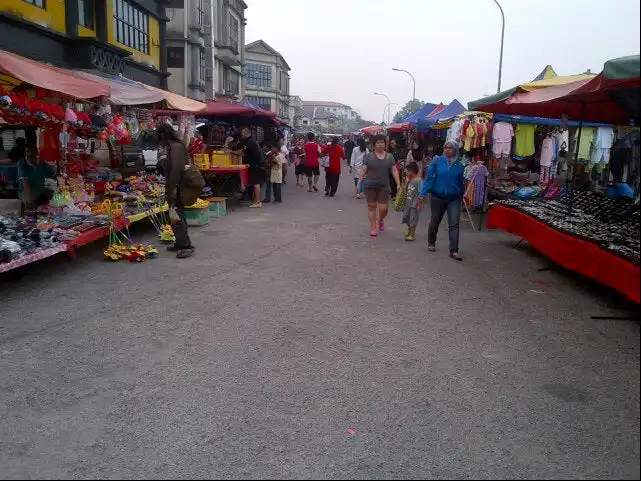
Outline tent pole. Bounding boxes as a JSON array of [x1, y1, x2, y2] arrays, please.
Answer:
[[567, 103, 586, 215]]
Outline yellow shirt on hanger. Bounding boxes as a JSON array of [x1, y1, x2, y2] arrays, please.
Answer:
[[463, 125, 476, 151], [514, 124, 536, 157], [575, 127, 595, 160]]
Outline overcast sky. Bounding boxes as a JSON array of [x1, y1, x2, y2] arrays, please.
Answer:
[[245, 0, 640, 122]]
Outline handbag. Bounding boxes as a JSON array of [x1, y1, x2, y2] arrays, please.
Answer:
[[319, 146, 330, 168]]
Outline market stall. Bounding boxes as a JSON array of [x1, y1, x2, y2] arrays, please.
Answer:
[[482, 55, 640, 303], [0, 49, 211, 272]]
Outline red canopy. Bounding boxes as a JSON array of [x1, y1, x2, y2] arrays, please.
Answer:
[[497, 75, 638, 125], [199, 101, 276, 117], [0, 49, 109, 99]]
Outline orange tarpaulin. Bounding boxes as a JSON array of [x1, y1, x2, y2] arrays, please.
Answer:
[[134, 82, 206, 112], [0, 48, 109, 99]]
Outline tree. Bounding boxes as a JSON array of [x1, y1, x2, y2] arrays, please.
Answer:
[[393, 99, 425, 123]]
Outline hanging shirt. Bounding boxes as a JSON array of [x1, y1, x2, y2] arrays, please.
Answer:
[[540, 137, 555, 167], [463, 124, 476, 152], [593, 126, 615, 150], [514, 124, 536, 157], [575, 127, 595, 160], [492, 122, 514, 143]]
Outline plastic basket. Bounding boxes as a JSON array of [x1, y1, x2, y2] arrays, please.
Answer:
[[193, 153, 210, 170], [208, 197, 227, 217], [184, 207, 209, 226], [211, 151, 232, 167]]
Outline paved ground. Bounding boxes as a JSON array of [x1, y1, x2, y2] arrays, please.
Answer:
[[1, 172, 639, 480]]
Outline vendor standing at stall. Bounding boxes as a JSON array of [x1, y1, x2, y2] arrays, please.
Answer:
[[17, 142, 56, 214], [237, 127, 264, 208]]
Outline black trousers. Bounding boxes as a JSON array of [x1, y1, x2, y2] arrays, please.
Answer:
[[172, 200, 193, 249], [273, 182, 282, 202], [325, 172, 340, 196]]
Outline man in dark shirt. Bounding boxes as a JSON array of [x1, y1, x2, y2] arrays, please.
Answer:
[[237, 127, 264, 208], [344, 137, 355, 166]]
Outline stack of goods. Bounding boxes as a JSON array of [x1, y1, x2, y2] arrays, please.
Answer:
[[493, 191, 640, 265], [184, 198, 210, 226], [0, 214, 63, 263], [103, 243, 158, 262]]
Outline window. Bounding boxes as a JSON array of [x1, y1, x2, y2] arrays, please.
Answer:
[[246, 96, 271, 112], [228, 14, 239, 51], [113, 0, 149, 54], [224, 68, 239, 95], [197, 0, 205, 25], [246, 63, 271, 87], [22, 0, 45, 8], [78, 0, 94, 29], [199, 49, 206, 83], [167, 47, 184, 68]]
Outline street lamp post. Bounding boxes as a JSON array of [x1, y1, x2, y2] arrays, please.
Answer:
[[492, 0, 505, 93], [383, 102, 399, 124], [392, 68, 416, 100], [374, 92, 391, 124]]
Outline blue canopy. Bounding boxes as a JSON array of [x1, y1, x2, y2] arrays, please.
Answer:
[[400, 103, 439, 124], [416, 100, 465, 128], [492, 114, 611, 128]]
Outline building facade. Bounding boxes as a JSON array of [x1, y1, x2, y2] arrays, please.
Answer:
[[0, 0, 168, 87], [212, 0, 245, 101], [302, 101, 358, 121], [243, 40, 291, 120], [165, 0, 212, 101]]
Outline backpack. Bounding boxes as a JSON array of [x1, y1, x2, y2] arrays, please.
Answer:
[[170, 142, 206, 206]]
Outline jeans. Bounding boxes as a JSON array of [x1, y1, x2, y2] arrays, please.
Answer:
[[428, 196, 461, 252], [172, 200, 193, 249], [325, 172, 340, 196], [272, 182, 282, 202], [263, 181, 272, 201]]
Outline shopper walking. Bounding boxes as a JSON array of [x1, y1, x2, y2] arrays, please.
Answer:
[[418, 140, 465, 261], [361, 135, 401, 237], [293, 139, 306, 186], [264, 142, 285, 203], [349, 137, 367, 198], [406, 140, 425, 177], [344, 137, 355, 166], [238, 127, 265, 208], [303, 132, 321, 192], [324, 137, 344, 197], [156, 123, 199, 259], [278, 135, 289, 184]]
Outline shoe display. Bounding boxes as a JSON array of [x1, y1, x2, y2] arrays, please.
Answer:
[[495, 192, 639, 265]]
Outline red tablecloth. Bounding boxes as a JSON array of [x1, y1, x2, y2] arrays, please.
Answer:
[[203, 166, 249, 189], [487, 204, 640, 304]]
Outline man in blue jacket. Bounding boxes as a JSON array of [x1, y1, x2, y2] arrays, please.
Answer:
[[418, 141, 465, 261]]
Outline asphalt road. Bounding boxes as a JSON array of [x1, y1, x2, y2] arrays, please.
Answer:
[[1, 172, 639, 480]]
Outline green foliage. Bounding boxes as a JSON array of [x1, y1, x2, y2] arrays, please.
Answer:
[[393, 99, 425, 123]]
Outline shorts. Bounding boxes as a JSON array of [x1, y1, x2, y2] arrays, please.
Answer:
[[305, 166, 320, 177], [248, 165, 266, 186], [295, 163, 305, 176], [402, 207, 421, 229], [364, 186, 391, 204], [493, 141, 511, 157]]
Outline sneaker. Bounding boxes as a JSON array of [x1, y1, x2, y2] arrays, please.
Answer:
[[450, 252, 463, 261], [312, 186, 319, 192], [249, 202, 262, 208], [356, 193, 362, 199], [378, 220, 385, 231], [427, 244, 436, 252], [369, 229, 378, 237]]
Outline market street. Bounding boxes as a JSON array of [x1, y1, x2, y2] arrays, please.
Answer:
[[1, 178, 639, 480]]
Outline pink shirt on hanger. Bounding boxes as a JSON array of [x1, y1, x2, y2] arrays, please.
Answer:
[[492, 121, 514, 143]]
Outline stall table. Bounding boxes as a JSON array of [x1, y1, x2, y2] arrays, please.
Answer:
[[201, 165, 249, 199], [487, 204, 640, 304], [0, 244, 68, 274]]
